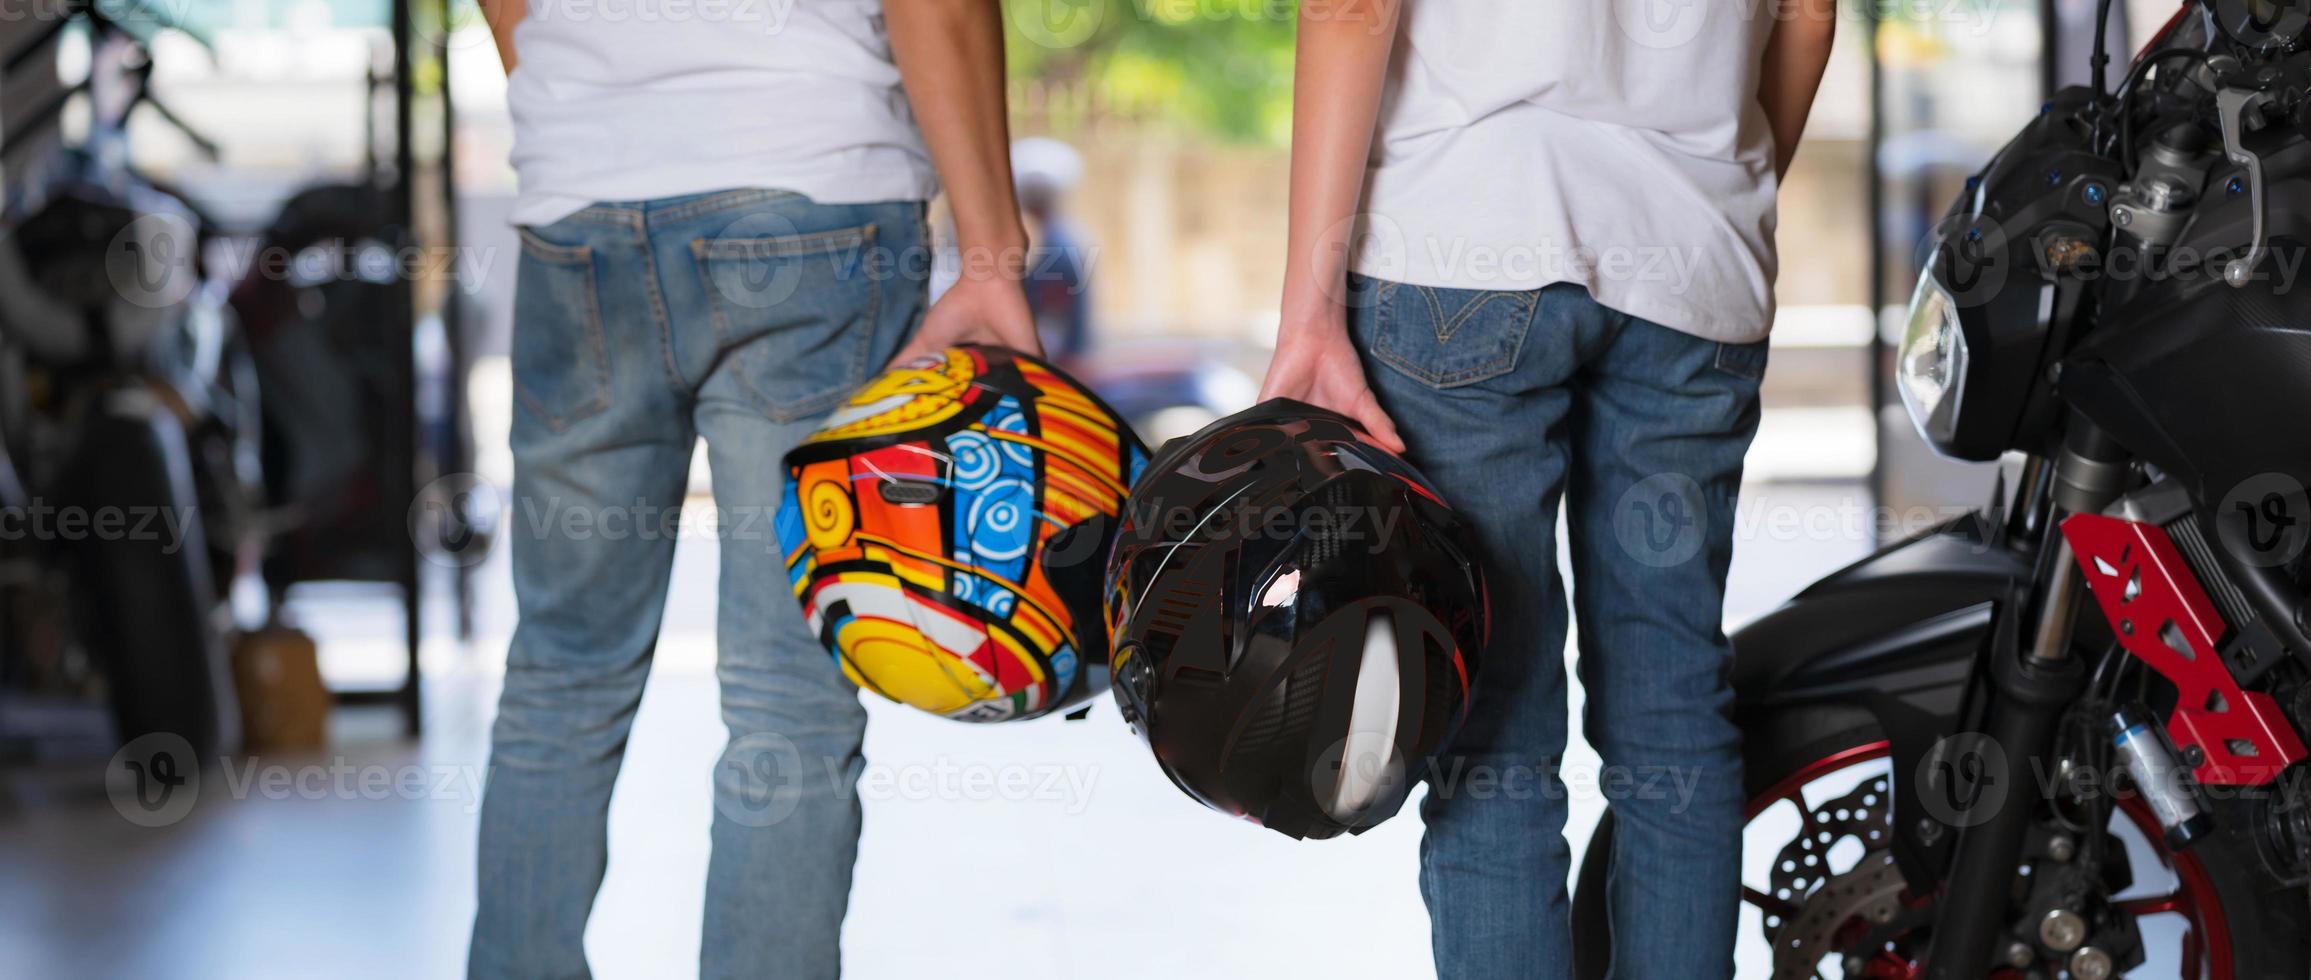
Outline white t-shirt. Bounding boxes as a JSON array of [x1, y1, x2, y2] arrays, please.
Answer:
[[1353, 0, 1781, 342], [505, 0, 937, 226]]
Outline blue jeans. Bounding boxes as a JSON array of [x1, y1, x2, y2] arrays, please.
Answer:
[[469, 189, 926, 980], [1348, 276, 1765, 980]]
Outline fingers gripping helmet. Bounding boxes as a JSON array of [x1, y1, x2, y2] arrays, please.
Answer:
[[1103, 399, 1487, 838], [778, 346, 1149, 722]]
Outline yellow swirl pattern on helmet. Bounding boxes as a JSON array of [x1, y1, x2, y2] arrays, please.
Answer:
[[802, 474, 855, 552]]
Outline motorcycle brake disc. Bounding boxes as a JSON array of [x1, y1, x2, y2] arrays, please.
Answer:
[[1770, 851, 1906, 979], [1765, 773, 1910, 978]]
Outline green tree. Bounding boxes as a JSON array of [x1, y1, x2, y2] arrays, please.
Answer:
[[1006, 0, 1300, 143]]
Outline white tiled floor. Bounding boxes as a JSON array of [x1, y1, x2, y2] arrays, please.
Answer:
[[0, 481, 1880, 980]]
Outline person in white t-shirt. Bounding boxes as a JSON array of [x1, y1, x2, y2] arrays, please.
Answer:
[[1260, 1, 1835, 975], [465, 3, 1036, 977]]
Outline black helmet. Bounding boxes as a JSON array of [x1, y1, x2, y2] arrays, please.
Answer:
[[1103, 399, 1488, 839]]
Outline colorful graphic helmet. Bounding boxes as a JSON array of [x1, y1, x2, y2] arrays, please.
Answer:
[[778, 346, 1149, 722], [1104, 399, 1487, 838]]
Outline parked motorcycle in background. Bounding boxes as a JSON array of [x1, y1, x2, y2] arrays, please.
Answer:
[[0, 156, 255, 762], [0, 6, 265, 763], [1571, 1, 2311, 976]]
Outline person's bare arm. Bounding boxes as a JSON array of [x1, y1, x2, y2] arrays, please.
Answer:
[[885, 0, 1040, 361], [479, 0, 525, 73], [1759, 0, 1836, 178], [1258, 0, 1405, 451]]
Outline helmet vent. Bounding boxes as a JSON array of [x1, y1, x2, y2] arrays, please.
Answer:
[[1305, 528, 1340, 564], [1301, 481, 1356, 564], [1277, 641, 1332, 734], [1233, 642, 1330, 761], [877, 480, 942, 505], [1173, 665, 1225, 689], [1143, 572, 1208, 639]]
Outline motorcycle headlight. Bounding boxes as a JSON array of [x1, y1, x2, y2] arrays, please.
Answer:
[[1897, 261, 1969, 447]]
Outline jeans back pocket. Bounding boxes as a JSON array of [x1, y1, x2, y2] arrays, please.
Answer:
[[693, 224, 882, 422], [511, 228, 613, 431], [1367, 277, 1539, 389]]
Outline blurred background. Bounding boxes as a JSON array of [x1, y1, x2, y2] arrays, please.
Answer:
[[0, 0, 2201, 976]]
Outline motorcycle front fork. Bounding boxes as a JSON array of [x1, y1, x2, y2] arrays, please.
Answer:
[[1921, 418, 2131, 980]]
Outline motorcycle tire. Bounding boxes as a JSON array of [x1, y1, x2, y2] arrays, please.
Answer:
[[69, 391, 239, 761], [1569, 706, 2310, 979]]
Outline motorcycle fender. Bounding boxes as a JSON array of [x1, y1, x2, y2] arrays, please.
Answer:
[[1731, 516, 2028, 886]]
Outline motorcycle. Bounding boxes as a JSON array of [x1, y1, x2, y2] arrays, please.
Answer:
[[0, 4, 261, 762], [0, 161, 257, 763], [1570, 1, 2311, 976]]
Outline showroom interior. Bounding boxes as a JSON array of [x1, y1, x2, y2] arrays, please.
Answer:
[[0, 0, 2243, 976]]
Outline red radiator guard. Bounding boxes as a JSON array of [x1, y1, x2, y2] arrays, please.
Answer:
[[2062, 512, 2306, 785]]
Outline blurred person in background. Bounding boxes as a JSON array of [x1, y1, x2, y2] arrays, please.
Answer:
[[1012, 136, 1094, 367], [466, 1, 1038, 977], [1261, 0, 1834, 976]]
